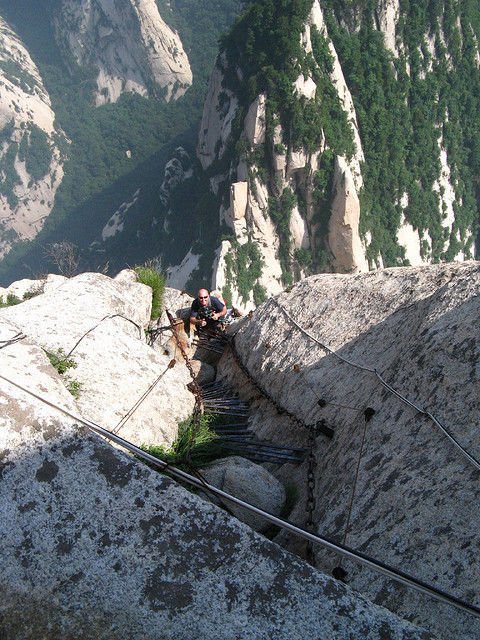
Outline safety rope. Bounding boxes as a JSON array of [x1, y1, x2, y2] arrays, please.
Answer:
[[0, 332, 26, 349], [66, 314, 144, 359], [166, 310, 204, 467], [112, 359, 177, 434], [0, 370, 479, 619], [272, 298, 480, 473], [146, 324, 174, 347]]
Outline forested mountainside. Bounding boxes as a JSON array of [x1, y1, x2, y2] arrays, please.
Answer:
[[0, 0, 242, 284], [0, 0, 479, 302], [179, 0, 480, 309]]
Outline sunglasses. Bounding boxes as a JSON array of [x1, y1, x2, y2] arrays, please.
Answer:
[[199, 295, 208, 299]]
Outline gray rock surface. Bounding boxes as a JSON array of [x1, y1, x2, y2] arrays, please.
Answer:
[[190, 359, 216, 386], [1, 271, 194, 446], [217, 261, 480, 639], [199, 456, 286, 532], [54, 0, 192, 104], [0, 17, 66, 260], [0, 323, 435, 639]]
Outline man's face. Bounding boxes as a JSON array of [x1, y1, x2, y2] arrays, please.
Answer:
[[198, 289, 209, 307]]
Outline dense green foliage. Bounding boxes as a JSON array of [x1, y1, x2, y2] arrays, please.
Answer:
[[156, 0, 243, 80], [1, 0, 478, 287], [0, 292, 21, 308], [268, 188, 297, 285], [0, 58, 38, 94], [323, 0, 480, 263], [216, 0, 480, 277], [222, 1, 353, 155], [45, 347, 77, 375], [0, 141, 21, 207], [224, 240, 265, 304], [45, 347, 81, 397], [219, 0, 356, 283], [20, 124, 52, 182]]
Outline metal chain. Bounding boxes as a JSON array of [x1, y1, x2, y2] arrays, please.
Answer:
[[166, 311, 202, 404], [228, 335, 333, 438], [228, 334, 332, 564], [305, 427, 318, 564], [166, 311, 204, 465]]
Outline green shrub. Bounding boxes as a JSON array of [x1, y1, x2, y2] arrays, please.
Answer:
[[223, 240, 265, 304], [65, 378, 82, 399], [45, 348, 77, 375], [0, 293, 21, 308], [44, 348, 81, 397], [268, 187, 296, 284], [141, 413, 225, 470], [134, 263, 166, 319], [22, 286, 43, 300], [253, 282, 267, 305], [294, 247, 313, 269]]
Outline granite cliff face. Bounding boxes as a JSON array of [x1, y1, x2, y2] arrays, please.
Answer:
[[217, 260, 480, 639], [193, 0, 368, 311], [0, 268, 437, 639], [0, 18, 66, 259], [167, 0, 480, 310], [54, 0, 192, 105], [0, 0, 193, 266]]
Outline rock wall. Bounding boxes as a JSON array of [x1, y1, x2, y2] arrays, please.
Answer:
[[328, 156, 368, 273], [216, 261, 480, 639], [1, 270, 194, 446], [196, 56, 238, 170], [178, 0, 478, 304], [0, 17, 66, 259], [55, 0, 192, 105], [191, 0, 370, 307], [0, 270, 436, 639]]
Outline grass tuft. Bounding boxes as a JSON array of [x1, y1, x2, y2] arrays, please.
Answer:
[[141, 413, 226, 470], [134, 263, 166, 320]]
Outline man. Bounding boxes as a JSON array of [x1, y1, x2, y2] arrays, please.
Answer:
[[189, 288, 227, 331]]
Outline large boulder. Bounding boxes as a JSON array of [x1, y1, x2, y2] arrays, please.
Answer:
[[0, 322, 435, 639], [199, 456, 286, 532], [216, 261, 480, 639], [0, 271, 195, 446]]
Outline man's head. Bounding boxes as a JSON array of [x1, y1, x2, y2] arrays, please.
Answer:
[[197, 288, 209, 307]]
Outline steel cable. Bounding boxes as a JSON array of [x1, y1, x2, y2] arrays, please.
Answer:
[[0, 371, 479, 619], [271, 298, 480, 472]]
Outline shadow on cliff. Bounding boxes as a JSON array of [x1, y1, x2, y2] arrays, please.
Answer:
[[0, 126, 199, 287], [228, 281, 480, 639]]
